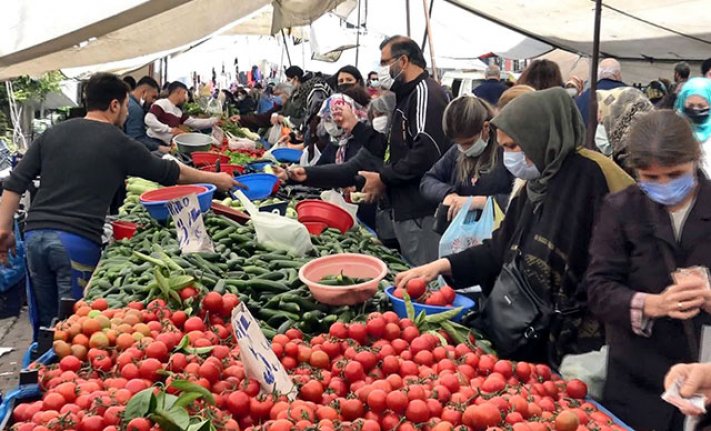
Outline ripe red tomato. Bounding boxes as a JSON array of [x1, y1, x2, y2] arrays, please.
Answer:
[[340, 398, 365, 421], [565, 379, 588, 399], [126, 417, 152, 431], [554, 410, 580, 431], [300, 380, 324, 403], [405, 278, 426, 299], [405, 399, 430, 423], [386, 390, 409, 414]]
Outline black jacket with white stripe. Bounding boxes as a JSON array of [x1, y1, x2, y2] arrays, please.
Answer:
[[380, 71, 451, 222]]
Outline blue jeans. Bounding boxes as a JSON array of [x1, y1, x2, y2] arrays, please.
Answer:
[[25, 230, 101, 328]]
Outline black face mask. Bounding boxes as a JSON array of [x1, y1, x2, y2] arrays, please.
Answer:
[[337, 83, 355, 93], [684, 106, 710, 124]]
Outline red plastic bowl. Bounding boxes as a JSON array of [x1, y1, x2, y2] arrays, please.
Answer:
[[303, 221, 328, 235], [295, 200, 354, 233], [191, 151, 230, 167], [112, 220, 137, 240], [299, 253, 388, 305], [140, 185, 207, 202], [210, 202, 250, 224], [199, 163, 245, 176]]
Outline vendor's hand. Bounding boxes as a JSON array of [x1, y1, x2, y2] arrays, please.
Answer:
[[214, 119, 224, 127], [665, 363, 711, 414], [287, 143, 304, 150], [0, 229, 16, 266], [211, 172, 246, 192], [358, 171, 385, 203], [171, 127, 186, 136], [332, 104, 358, 133], [395, 258, 452, 290], [286, 167, 308, 183], [276, 135, 291, 147], [158, 145, 172, 154], [273, 166, 289, 182], [229, 115, 241, 123], [644, 281, 711, 319]]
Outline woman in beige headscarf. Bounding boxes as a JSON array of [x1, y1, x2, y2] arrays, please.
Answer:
[[595, 87, 654, 176]]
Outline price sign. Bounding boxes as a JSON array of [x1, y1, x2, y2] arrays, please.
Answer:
[[231, 303, 295, 398], [166, 193, 214, 253]]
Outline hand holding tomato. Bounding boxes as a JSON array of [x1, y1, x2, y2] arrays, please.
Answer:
[[395, 258, 452, 290]]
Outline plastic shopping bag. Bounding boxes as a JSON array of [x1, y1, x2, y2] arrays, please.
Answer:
[[267, 125, 283, 146], [299, 146, 322, 167], [560, 346, 608, 401], [320, 190, 358, 226], [439, 197, 497, 258], [234, 190, 313, 256]]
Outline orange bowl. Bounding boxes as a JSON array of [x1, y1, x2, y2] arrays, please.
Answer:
[[299, 253, 387, 305]]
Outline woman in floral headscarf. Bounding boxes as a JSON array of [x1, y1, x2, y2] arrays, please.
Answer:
[[316, 92, 369, 166], [675, 77, 711, 176]]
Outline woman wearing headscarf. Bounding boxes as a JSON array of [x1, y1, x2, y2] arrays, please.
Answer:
[[315, 93, 370, 166], [675, 77, 711, 176], [587, 110, 711, 430], [274, 92, 397, 230], [396, 88, 634, 364], [595, 87, 654, 176], [420, 96, 513, 220]]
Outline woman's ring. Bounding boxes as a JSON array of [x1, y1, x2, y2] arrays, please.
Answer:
[[678, 302, 684, 310]]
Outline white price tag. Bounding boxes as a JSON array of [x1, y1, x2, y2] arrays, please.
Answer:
[[231, 303, 295, 398], [166, 193, 214, 253]]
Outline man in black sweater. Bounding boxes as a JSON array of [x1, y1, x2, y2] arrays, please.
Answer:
[[350, 36, 451, 265], [0, 73, 238, 327]]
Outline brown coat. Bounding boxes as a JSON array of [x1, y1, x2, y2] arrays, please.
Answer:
[[586, 175, 711, 431]]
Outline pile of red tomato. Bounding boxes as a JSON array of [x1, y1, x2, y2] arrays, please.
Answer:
[[392, 279, 457, 307], [9, 293, 625, 431]]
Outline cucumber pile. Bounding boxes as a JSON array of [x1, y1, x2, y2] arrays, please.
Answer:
[[86, 208, 409, 336]]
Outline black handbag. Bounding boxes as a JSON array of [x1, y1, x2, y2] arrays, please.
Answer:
[[476, 207, 556, 359]]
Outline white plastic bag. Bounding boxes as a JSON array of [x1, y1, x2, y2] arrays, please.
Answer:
[[299, 146, 322, 166], [227, 135, 257, 151], [234, 190, 313, 256], [320, 190, 358, 226], [559, 346, 608, 401], [267, 125, 283, 146]]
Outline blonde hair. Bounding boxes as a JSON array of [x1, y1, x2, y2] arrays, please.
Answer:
[[497, 85, 535, 110]]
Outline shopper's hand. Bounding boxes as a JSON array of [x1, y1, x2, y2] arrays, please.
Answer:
[[158, 145, 172, 154], [171, 127, 186, 136], [395, 259, 452, 290], [665, 363, 711, 413], [229, 115, 241, 123], [214, 119, 224, 127], [211, 172, 246, 192], [0, 229, 16, 266], [644, 281, 711, 319], [287, 143, 304, 150], [332, 104, 358, 134], [358, 171, 385, 203], [286, 167, 308, 183]]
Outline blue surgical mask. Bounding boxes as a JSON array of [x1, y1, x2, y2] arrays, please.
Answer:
[[595, 123, 612, 156], [503, 151, 541, 180], [458, 138, 487, 158], [638, 172, 696, 206]]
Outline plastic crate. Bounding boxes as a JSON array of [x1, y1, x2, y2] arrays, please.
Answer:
[[0, 369, 42, 430]]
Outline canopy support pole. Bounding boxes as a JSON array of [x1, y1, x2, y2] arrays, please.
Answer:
[[281, 30, 292, 67], [586, 0, 602, 149], [421, 0, 435, 49], [355, 0, 362, 68], [405, 0, 411, 37], [422, 0, 439, 81]]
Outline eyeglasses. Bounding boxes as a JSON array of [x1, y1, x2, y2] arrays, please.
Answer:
[[379, 56, 402, 67]]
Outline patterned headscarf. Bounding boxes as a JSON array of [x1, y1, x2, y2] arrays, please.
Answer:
[[318, 94, 368, 164]]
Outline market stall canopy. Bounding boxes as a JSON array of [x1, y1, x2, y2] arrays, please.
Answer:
[[0, 0, 271, 80], [445, 0, 711, 61]]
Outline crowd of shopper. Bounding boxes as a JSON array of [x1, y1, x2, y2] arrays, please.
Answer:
[[3, 33, 711, 430]]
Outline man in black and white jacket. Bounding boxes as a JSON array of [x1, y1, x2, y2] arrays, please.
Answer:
[[356, 36, 451, 265]]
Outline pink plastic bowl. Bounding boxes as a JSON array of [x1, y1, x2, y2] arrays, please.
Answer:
[[298, 253, 388, 306]]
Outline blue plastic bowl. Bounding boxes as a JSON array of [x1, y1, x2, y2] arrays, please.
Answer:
[[140, 184, 215, 221], [384, 286, 475, 323], [247, 160, 273, 172], [272, 148, 303, 163], [235, 173, 279, 200]]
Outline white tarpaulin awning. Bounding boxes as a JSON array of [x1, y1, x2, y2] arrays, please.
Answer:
[[446, 0, 711, 61], [0, 0, 270, 80]]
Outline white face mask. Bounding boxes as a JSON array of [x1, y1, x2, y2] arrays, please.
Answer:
[[458, 137, 487, 158], [378, 61, 403, 91], [372, 116, 389, 133], [369, 79, 381, 89], [323, 120, 344, 139], [565, 87, 579, 98], [503, 151, 541, 180], [595, 123, 613, 156]]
